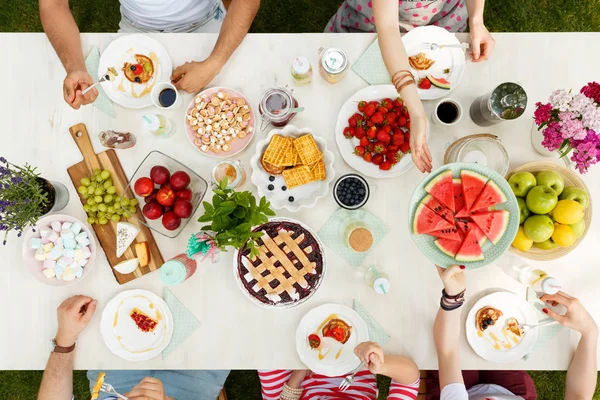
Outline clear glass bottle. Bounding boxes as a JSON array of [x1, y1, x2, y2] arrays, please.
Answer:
[[497, 254, 561, 295], [291, 56, 313, 85], [365, 264, 390, 295], [258, 87, 299, 129], [143, 114, 174, 138]]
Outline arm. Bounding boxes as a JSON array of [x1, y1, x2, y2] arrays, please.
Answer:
[[465, 0, 495, 61], [372, 0, 432, 173], [38, 296, 97, 400], [541, 292, 598, 400], [171, 0, 261, 92], [354, 342, 420, 385]]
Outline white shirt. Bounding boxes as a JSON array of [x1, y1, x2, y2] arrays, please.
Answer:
[[441, 383, 525, 400], [120, 0, 218, 30]]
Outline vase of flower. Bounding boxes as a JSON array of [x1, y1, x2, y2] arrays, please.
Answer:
[[531, 82, 600, 174], [0, 158, 69, 244]]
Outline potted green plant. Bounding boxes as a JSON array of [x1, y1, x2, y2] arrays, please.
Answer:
[[197, 179, 275, 256], [0, 157, 69, 244]]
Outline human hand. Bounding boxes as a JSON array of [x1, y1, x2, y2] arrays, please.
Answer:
[[171, 57, 223, 93], [435, 265, 466, 296], [541, 292, 598, 336], [469, 22, 495, 62], [409, 115, 432, 173], [125, 377, 166, 400], [354, 341, 385, 374], [288, 370, 309, 388], [55, 295, 97, 347], [63, 70, 98, 110]]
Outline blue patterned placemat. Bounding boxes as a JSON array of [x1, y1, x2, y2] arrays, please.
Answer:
[[524, 288, 563, 360], [85, 47, 116, 118], [354, 299, 390, 345], [318, 208, 388, 268], [162, 287, 201, 359], [352, 38, 391, 85]]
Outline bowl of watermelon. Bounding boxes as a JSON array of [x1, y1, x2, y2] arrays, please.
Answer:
[[409, 163, 520, 269]]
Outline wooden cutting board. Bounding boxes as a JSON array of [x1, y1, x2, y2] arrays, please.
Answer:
[[66, 123, 164, 284]]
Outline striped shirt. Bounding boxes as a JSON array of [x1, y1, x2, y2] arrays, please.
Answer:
[[259, 370, 419, 400]]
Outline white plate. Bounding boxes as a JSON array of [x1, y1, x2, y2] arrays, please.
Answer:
[[335, 85, 429, 179], [101, 289, 173, 361], [295, 303, 369, 377], [99, 34, 173, 109], [250, 125, 335, 211], [466, 292, 538, 363], [403, 26, 466, 100]]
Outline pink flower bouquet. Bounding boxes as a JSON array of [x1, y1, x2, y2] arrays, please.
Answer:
[[533, 82, 600, 174]]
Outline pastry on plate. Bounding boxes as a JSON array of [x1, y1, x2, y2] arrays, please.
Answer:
[[260, 154, 285, 175], [91, 372, 106, 400], [123, 54, 154, 84], [129, 308, 158, 333], [322, 318, 353, 344], [294, 134, 322, 165], [409, 52, 435, 70], [506, 317, 524, 337], [476, 306, 503, 331], [263, 134, 292, 166]]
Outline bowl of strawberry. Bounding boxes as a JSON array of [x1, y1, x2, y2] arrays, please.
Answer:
[[335, 85, 429, 179], [126, 151, 208, 238]]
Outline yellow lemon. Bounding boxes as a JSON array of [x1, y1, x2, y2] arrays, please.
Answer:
[[552, 200, 584, 225], [552, 223, 576, 247], [512, 226, 533, 252]]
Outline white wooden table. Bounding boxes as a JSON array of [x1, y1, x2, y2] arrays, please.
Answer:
[[1, 32, 599, 371]]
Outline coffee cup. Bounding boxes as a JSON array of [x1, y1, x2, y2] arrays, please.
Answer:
[[151, 82, 181, 110], [432, 98, 463, 126]]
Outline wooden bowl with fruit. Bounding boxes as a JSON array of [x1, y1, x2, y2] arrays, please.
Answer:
[[506, 161, 592, 261]]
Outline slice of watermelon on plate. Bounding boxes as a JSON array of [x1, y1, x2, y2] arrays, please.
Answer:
[[461, 170, 487, 212], [413, 202, 454, 235], [425, 170, 455, 213], [422, 194, 454, 224], [471, 180, 508, 212], [455, 219, 487, 246], [455, 228, 484, 262], [429, 226, 462, 241], [435, 238, 463, 257], [453, 178, 465, 215], [470, 210, 510, 245]]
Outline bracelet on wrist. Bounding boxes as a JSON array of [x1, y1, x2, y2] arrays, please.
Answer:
[[440, 289, 466, 312]]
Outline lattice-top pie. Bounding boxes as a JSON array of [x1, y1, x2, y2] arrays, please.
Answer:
[[236, 220, 325, 308]]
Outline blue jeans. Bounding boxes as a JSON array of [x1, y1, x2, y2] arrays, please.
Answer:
[[87, 370, 229, 400]]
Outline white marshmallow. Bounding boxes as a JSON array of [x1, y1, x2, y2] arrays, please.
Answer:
[[61, 222, 72, 231], [74, 249, 84, 261], [82, 247, 91, 259], [42, 243, 54, 252], [75, 232, 88, 244], [63, 238, 76, 249], [34, 249, 46, 261], [70, 222, 82, 235], [43, 260, 56, 270], [39, 227, 53, 238], [47, 231, 59, 243], [51, 221, 62, 232], [42, 269, 56, 279]]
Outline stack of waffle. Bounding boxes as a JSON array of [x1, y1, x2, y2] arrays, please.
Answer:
[[261, 134, 326, 189]]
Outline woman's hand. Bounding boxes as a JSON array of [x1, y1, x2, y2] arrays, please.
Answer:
[[541, 292, 598, 337], [435, 265, 466, 296], [409, 115, 432, 173], [354, 341, 385, 374], [469, 22, 495, 62], [287, 370, 309, 389]]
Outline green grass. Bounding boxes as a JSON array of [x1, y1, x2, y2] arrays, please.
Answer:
[[1, 0, 599, 399]]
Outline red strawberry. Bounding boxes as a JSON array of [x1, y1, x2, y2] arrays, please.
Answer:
[[354, 126, 366, 139], [392, 133, 405, 145], [399, 141, 410, 153], [386, 152, 403, 164], [377, 131, 391, 144], [418, 78, 432, 90], [363, 152, 373, 163], [372, 154, 384, 165], [354, 146, 365, 156], [379, 161, 392, 170], [367, 126, 377, 139], [402, 106, 410, 117], [393, 98, 403, 108], [343, 127, 353, 139], [367, 143, 375, 152], [370, 112, 384, 124], [350, 127, 357, 137], [348, 115, 358, 127], [364, 103, 376, 117], [383, 125, 392, 134], [366, 120, 374, 127], [359, 136, 369, 147], [381, 98, 394, 109], [385, 112, 397, 125], [397, 116, 407, 127], [373, 143, 386, 154], [406, 120, 411, 129], [377, 106, 388, 115], [387, 145, 400, 153], [357, 101, 367, 112], [405, 132, 411, 142]]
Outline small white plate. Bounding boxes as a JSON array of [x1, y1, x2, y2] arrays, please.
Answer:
[[101, 289, 173, 361], [403, 26, 466, 100], [296, 303, 369, 377], [99, 34, 172, 109], [250, 125, 335, 211], [466, 292, 538, 363], [335, 85, 429, 179]]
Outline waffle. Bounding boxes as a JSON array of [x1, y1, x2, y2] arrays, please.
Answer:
[[263, 135, 292, 166], [283, 165, 313, 189], [261, 153, 285, 175], [409, 52, 435, 70], [294, 134, 322, 166], [309, 159, 326, 181], [281, 138, 299, 167]]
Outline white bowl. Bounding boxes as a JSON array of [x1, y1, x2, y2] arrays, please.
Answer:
[[250, 125, 335, 212]]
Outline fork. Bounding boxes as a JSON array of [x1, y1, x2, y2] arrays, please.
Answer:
[[82, 68, 117, 95], [520, 319, 558, 334], [339, 361, 366, 392], [422, 42, 470, 51], [101, 383, 129, 400]]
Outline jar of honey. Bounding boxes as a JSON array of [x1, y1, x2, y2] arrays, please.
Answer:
[[318, 47, 349, 84], [258, 87, 299, 129]]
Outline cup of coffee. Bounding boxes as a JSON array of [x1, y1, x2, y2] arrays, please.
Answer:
[[151, 82, 181, 110], [432, 98, 462, 126]]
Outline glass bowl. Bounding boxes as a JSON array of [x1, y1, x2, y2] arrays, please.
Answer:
[[124, 151, 208, 238], [455, 136, 509, 176]]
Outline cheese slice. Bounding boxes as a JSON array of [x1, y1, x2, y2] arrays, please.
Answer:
[[116, 222, 140, 258], [114, 258, 139, 275]]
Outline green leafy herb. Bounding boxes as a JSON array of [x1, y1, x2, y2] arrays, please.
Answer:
[[198, 179, 275, 257]]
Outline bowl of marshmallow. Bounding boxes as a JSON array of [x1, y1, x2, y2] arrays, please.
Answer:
[[22, 214, 97, 286]]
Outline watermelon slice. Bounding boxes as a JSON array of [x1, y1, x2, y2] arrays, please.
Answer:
[[453, 178, 465, 216], [425, 170, 455, 212], [427, 75, 451, 90], [470, 210, 510, 245], [413, 203, 454, 235], [435, 238, 463, 257], [471, 180, 508, 212], [461, 170, 487, 212], [455, 228, 484, 262], [422, 194, 454, 224], [455, 219, 487, 246], [429, 226, 462, 241]]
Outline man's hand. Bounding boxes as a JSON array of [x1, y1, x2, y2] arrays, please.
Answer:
[[55, 295, 97, 347], [171, 58, 223, 93], [541, 292, 598, 337], [469, 22, 495, 62], [409, 115, 433, 173], [125, 377, 167, 400], [436, 265, 466, 296], [63, 70, 98, 110], [354, 341, 385, 374]]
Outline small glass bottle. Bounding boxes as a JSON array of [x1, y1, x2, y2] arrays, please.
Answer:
[[143, 114, 174, 138], [318, 47, 349, 84], [497, 254, 561, 295], [160, 253, 197, 286], [291, 56, 313, 85], [365, 265, 390, 295]]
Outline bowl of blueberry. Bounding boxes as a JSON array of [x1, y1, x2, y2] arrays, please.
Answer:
[[333, 174, 370, 210]]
